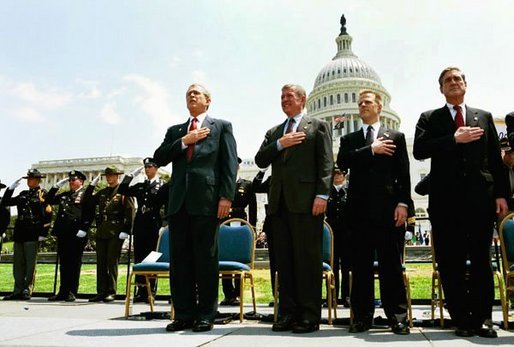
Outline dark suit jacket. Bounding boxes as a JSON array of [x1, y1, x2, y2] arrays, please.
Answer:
[[254, 115, 333, 214], [337, 126, 411, 228], [413, 105, 508, 220], [153, 115, 238, 216]]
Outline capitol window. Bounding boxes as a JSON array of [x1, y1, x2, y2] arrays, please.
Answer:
[[337, 94, 341, 104], [352, 93, 356, 103], [344, 93, 348, 103], [330, 95, 333, 105], [324, 97, 327, 107]]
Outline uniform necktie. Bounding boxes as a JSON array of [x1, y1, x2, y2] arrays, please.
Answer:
[[285, 118, 295, 134], [454, 105, 464, 128], [365, 125, 374, 145], [186, 117, 198, 161]]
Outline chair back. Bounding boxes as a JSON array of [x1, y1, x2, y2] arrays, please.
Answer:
[[322, 221, 334, 269], [219, 219, 255, 266], [156, 227, 171, 263], [499, 212, 514, 274]]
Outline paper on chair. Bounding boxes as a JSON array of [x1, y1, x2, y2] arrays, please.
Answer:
[[229, 221, 241, 227], [142, 251, 162, 263]]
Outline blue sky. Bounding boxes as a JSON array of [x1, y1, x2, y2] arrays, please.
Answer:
[[1, 0, 514, 186]]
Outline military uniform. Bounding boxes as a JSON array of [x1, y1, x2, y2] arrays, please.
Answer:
[[118, 171, 168, 298], [0, 180, 10, 237], [45, 171, 93, 301], [326, 183, 350, 305], [220, 176, 257, 304], [87, 175, 134, 301]]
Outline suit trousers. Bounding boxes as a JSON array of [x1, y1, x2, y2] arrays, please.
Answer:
[[263, 214, 277, 296], [169, 205, 219, 322], [350, 225, 407, 324], [57, 235, 87, 296], [13, 241, 38, 295], [272, 203, 323, 323], [431, 197, 495, 329], [95, 236, 123, 296]]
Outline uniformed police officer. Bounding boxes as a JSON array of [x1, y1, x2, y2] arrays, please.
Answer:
[[45, 170, 93, 302], [325, 166, 350, 306], [2, 169, 52, 300], [0, 180, 10, 243], [118, 157, 168, 302], [87, 167, 135, 302], [219, 157, 257, 306]]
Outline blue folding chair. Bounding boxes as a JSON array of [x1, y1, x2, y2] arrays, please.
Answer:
[[124, 227, 172, 318], [219, 218, 257, 322]]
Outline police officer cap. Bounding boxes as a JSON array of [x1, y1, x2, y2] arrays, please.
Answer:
[[102, 166, 124, 176], [0, 179, 6, 189], [68, 170, 86, 181], [500, 137, 512, 152], [143, 157, 158, 167], [333, 165, 346, 175], [23, 169, 46, 179], [237, 157, 242, 164]]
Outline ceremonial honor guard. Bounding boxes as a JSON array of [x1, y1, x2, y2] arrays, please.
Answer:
[[45, 170, 93, 302], [87, 167, 134, 302], [0, 180, 11, 246], [118, 157, 168, 302], [2, 169, 51, 300]]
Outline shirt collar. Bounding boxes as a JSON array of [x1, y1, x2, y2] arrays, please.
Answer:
[[190, 112, 207, 127]]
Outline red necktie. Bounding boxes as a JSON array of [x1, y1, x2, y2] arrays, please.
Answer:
[[454, 105, 464, 128], [186, 117, 198, 161]]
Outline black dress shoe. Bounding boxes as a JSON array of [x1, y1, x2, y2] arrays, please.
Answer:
[[228, 298, 240, 306], [133, 294, 146, 303], [476, 326, 497, 338], [391, 322, 410, 335], [3, 293, 22, 301], [192, 320, 213, 332], [48, 293, 65, 301], [292, 320, 319, 334], [349, 321, 371, 333], [103, 295, 115, 302], [272, 315, 296, 332], [268, 301, 275, 307], [89, 295, 105, 302], [21, 290, 31, 300], [64, 293, 76, 302], [455, 327, 475, 337], [165, 319, 194, 332]]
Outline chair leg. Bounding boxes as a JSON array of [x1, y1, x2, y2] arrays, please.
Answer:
[[146, 276, 154, 312], [124, 271, 134, 318], [326, 273, 332, 325], [273, 271, 279, 323], [403, 273, 413, 328], [331, 274, 338, 320], [348, 271, 354, 324], [239, 273, 244, 323], [249, 273, 257, 313], [494, 271, 509, 330], [437, 275, 444, 328]]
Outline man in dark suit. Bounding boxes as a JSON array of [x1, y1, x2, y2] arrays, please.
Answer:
[[154, 84, 238, 333], [255, 84, 333, 334], [338, 90, 411, 335], [413, 67, 508, 338]]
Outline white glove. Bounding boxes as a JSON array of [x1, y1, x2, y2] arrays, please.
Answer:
[[76, 230, 87, 238], [130, 166, 144, 177], [38, 236, 46, 242], [9, 177, 23, 190], [259, 166, 269, 173], [54, 178, 69, 189], [119, 232, 129, 240], [91, 174, 101, 186]]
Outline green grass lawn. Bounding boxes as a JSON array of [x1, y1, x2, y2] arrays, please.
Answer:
[[0, 263, 503, 303]]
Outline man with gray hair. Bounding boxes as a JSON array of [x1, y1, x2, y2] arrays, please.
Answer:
[[255, 84, 333, 333]]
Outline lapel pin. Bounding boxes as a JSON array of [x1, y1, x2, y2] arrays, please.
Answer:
[[473, 117, 478, 121], [384, 132, 390, 138]]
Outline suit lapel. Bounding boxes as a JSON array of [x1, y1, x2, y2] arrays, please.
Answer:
[[284, 116, 311, 161], [466, 106, 479, 127]]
